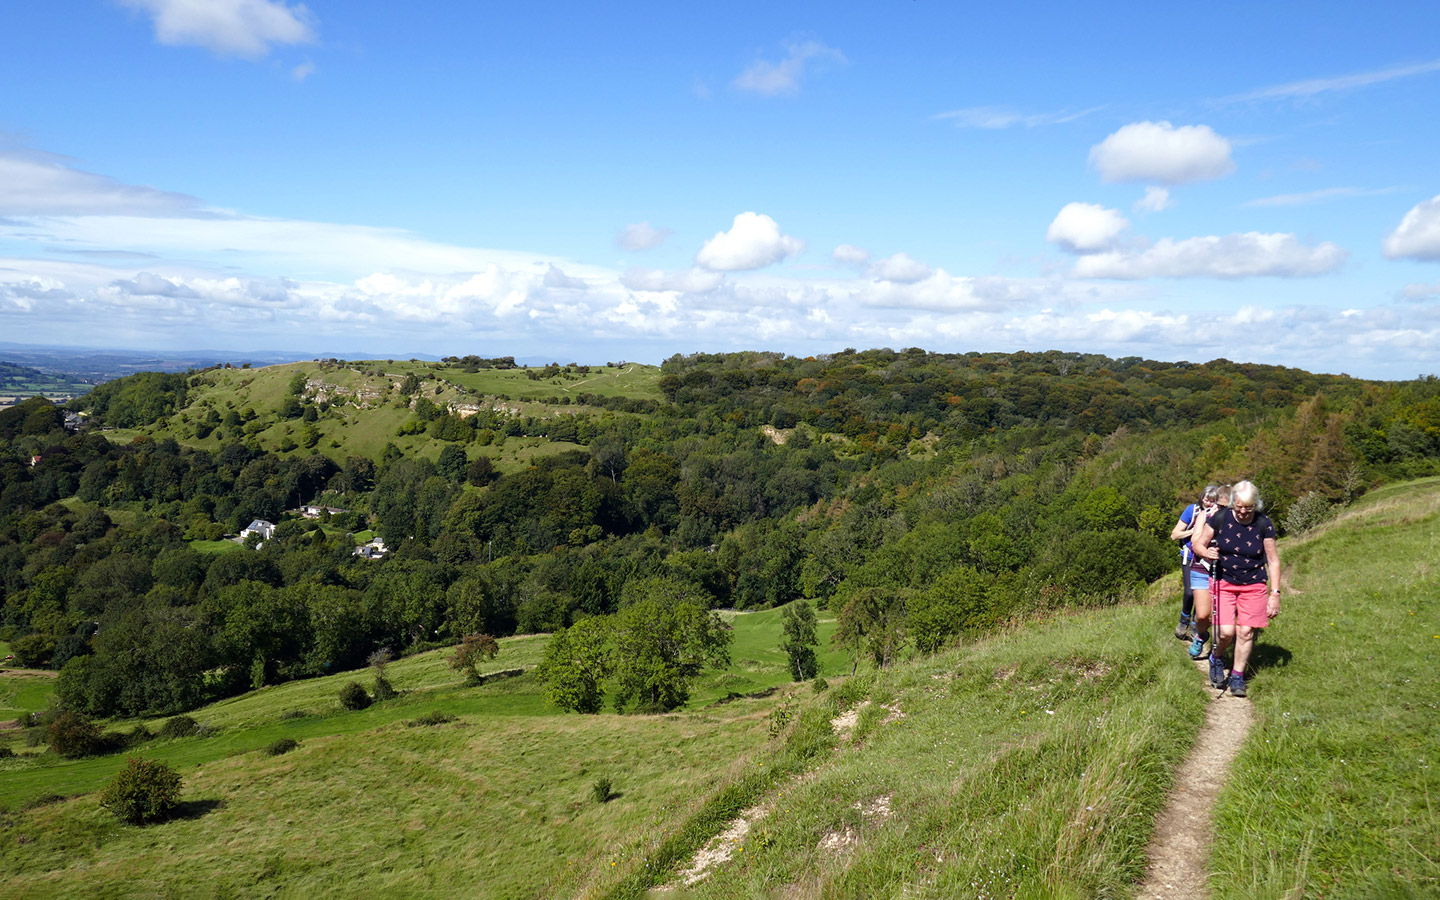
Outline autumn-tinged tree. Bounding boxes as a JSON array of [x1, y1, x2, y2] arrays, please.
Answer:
[[449, 633, 500, 684]]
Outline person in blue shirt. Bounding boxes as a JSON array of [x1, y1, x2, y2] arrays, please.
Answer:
[[1170, 485, 1225, 652]]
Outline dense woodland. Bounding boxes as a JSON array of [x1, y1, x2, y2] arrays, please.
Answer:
[[2, 348, 1438, 719]]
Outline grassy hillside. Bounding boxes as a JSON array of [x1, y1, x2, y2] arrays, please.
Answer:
[[2, 483, 1436, 898], [104, 358, 662, 471]]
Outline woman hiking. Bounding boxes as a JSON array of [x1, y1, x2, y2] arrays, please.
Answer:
[[1191, 480, 1281, 697], [1169, 485, 1224, 654]]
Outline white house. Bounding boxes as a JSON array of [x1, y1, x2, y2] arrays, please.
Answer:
[[241, 519, 276, 542]]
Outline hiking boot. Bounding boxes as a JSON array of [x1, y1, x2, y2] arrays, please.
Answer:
[[1188, 636, 1207, 660], [1228, 673, 1247, 698], [1174, 618, 1192, 641], [1209, 655, 1227, 689]]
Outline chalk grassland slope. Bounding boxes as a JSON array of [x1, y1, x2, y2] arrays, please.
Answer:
[[2, 483, 1436, 898], [101, 360, 662, 469], [0, 613, 845, 899]]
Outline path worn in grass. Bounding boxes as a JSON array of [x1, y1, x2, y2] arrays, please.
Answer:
[[1137, 662, 1254, 900]]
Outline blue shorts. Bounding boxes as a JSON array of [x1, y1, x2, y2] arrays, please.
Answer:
[[1187, 569, 1212, 591]]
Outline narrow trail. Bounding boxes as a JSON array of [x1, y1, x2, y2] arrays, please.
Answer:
[[1136, 661, 1255, 900]]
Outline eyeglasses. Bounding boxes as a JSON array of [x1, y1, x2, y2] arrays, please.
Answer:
[[1233, 504, 1254, 512]]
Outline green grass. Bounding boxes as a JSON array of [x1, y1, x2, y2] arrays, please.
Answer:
[[0, 628, 792, 900], [0, 672, 54, 720], [187, 539, 245, 554]]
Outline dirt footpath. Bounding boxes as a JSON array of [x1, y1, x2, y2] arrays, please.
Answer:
[[1135, 663, 1254, 900]]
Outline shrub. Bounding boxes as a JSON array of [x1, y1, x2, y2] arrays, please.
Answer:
[[811, 676, 830, 694], [265, 738, 299, 756], [338, 681, 371, 710], [590, 776, 614, 804], [121, 725, 153, 748], [100, 757, 183, 825], [406, 710, 456, 727], [372, 676, 398, 701], [767, 702, 795, 738], [0, 746, 14, 758], [1284, 491, 1334, 535], [158, 716, 200, 739], [47, 710, 106, 758]]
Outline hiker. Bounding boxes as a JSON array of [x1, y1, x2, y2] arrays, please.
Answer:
[[1169, 485, 1222, 646], [1191, 480, 1281, 698]]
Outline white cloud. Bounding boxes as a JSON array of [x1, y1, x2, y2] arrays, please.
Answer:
[[291, 60, 315, 81], [869, 252, 933, 283], [832, 244, 869, 266], [856, 270, 1045, 312], [1072, 232, 1347, 279], [1399, 282, 1440, 301], [732, 40, 845, 96], [120, 0, 315, 58], [695, 212, 804, 271], [1047, 203, 1131, 253], [0, 149, 201, 216], [1089, 121, 1235, 185], [1382, 195, 1440, 261], [617, 221, 671, 251], [1244, 186, 1400, 207], [620, 267, 723, 294], [1217, 57, 1440, 104], [931, 105, 1104, 129], [1134, 187, 1173, 213], [543, 265, 588, 290]]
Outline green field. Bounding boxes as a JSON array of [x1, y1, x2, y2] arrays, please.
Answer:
[[0, 672, 54, 721], [2, 483, 1436, 899]]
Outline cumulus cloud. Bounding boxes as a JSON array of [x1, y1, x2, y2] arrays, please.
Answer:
[[0, 149, 202, 216], [1088, 121, 1235, 185], [617, 221, 671, 251], [732, 40, 845, 96], [869, 252, 933, 283], [1383, 194, 1440, 261], [1134, 187, 1173, 213], [291, 60, 315, 81], [120, 0, 315, 58], [543, 265, 588, 290], [1047, 203, 1131, 253], [1071, 232, 1347, 279], [695, 212, 804, 271], [620, 267, 723, 294], [931, 105, 1104, 129], [832, 244, 869, 266]]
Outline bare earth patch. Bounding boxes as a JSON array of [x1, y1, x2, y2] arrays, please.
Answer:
[[817, 795, 893, 857], [665, 803, 770, 887], [830, 701, 868, 739], [1135, 661, 1255, 900]]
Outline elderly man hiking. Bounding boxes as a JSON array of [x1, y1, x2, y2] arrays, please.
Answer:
[[1190, 480, 1281, 698]]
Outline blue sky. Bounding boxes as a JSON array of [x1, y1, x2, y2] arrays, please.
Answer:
[[2, 1, 1438, 377]]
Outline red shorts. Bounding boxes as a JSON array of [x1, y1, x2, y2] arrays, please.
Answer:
[[1213, 580, 1269, 629]]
